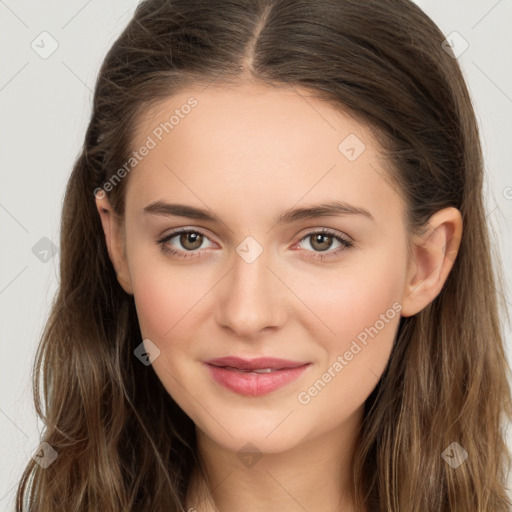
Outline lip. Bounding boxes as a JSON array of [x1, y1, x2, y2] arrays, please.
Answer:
[[204, 357, 311, 397]]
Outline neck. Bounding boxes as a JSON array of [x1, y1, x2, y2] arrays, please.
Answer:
[[186, 407, 365, 512]]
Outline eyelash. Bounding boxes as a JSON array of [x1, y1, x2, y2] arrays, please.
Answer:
[[156, 228, 354, 262]]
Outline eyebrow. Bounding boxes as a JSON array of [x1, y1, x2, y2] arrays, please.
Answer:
[[142, 200, 374, 224]]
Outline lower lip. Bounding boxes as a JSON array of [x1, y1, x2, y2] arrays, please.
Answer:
[[205, 363, 310, 397]]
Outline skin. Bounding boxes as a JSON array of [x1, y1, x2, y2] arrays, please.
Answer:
[[96, 82, 462, 511]]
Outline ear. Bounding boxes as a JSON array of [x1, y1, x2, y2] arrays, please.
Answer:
[[400, 207, 462, 317], [94, 191, 134, 295]]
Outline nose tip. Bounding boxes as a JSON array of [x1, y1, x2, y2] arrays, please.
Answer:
[[214, 242, 285, 338]]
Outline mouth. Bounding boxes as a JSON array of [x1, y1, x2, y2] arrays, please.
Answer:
[[204, 357, 311, 396]]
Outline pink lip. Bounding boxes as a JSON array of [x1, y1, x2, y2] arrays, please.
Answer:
[[204, 357, 311, 397]]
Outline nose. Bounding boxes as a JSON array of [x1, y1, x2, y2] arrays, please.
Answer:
[[214, 241, 287, 340]]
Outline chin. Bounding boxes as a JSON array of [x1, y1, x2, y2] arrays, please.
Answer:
[[195, 413, 310, 455]]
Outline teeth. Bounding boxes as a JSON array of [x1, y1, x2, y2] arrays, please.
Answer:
[[225, 366, 277, 373]]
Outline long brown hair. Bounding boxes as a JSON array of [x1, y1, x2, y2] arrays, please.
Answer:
[[16, 0, 512, 510]]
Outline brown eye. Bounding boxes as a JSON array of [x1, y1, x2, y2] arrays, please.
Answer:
[[179, 232, 203, 250], [157, 229, 214, 259], [309, 233, 334, 252], [295, 229, 353, 262]]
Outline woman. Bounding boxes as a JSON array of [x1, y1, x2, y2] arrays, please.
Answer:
[[16, 0, 512, 510]]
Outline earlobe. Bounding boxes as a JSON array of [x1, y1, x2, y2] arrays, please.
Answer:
[[94, 191, 134, 295], [400, 207, 462, 317]]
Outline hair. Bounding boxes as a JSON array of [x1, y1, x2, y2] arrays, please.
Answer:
[[15, 0, 512, 510]]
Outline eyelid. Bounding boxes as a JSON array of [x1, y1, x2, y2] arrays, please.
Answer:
[[295, 226, 353, 244], [160, 226, 213, 240], [158, 226, 352, 243]]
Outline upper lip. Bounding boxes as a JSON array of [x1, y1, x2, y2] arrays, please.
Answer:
[[205, 357, 309, 371]]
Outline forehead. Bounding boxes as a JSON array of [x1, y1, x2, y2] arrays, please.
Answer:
[[125, 82, 403, 228], [132, 82, 375, 163]]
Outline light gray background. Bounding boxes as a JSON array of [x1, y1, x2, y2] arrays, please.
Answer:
[[1, 0, 511, 508]]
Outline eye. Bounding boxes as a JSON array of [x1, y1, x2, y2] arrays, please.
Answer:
[[294, 229, 353, 261], [156, 229, 215, 259], [156, 227, 354, 261]]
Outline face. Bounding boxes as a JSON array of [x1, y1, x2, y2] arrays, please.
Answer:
[[100, 82, 417, 454]]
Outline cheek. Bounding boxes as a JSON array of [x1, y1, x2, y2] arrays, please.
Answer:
[[130, 258, 201, 341], [293, 284, 402, 430], [292, 249, 406, 417], [292, 248, 406, 350]]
